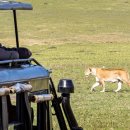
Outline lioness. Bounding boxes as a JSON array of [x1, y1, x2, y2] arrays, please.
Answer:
[[85, 67, 130, 92]]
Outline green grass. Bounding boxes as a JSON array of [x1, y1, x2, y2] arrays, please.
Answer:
[[29, 43, 130, 130], [1, 0, 130, 129], [1, 0, 130, 45]]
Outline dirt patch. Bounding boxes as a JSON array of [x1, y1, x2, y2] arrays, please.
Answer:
[[74, 33, 130, 43], [1, 33, 130, 46], [0, 38, 65, 46]]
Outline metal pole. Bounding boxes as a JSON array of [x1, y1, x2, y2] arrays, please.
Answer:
[[13, 10, 19, 48], [1, 96, 8, 130], [49, 78, 68, 130], [37, 102, 48, 130]]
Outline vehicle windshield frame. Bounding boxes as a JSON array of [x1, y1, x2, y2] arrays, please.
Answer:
[[0, 1, 33, 48]]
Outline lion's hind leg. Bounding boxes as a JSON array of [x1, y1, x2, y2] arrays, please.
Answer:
[[100, 80, 105, 92]]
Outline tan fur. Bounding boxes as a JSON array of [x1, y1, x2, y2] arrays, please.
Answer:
[[85, 67, 130, 92]]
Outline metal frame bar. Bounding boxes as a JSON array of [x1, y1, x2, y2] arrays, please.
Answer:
[[37, 102, 48, 130], [1, 96, 8, 130], [13, 10, 19, 48], [16, 92, 32, 130], [0, 58, 41, 65]]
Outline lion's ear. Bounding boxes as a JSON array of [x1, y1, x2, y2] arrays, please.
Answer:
[[89, 67, 92, 71]]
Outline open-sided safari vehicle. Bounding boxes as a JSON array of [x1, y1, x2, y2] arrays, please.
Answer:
[[0, 1, 83, 130]]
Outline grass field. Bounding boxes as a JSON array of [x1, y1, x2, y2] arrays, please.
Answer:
[[1, 0, 130, 129]]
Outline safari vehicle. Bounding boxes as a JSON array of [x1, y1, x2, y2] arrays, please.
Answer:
[[0, 1, 83, 130]]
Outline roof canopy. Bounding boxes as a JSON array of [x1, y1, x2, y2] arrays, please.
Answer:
[[0, 1, 33, 10]]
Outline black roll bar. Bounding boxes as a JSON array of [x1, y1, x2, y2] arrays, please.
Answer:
[[13, 10, 19, 48], [0, 58, 42, 66]]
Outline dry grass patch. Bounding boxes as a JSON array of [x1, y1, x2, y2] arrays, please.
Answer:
[[3, 33, 130, 46], [74, 33, 130, 43]]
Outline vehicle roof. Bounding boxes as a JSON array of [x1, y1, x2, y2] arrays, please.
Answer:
[[0, 1, 32, 10]]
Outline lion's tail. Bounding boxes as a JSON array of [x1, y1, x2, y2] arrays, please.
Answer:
[[125, 79, 130, 86], [127, 81, 130, 86], [125, 72, 130, 86]]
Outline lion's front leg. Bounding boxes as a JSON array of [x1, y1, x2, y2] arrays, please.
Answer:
[[114, 81, 122, 92], [91, 82, 100, 92]]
